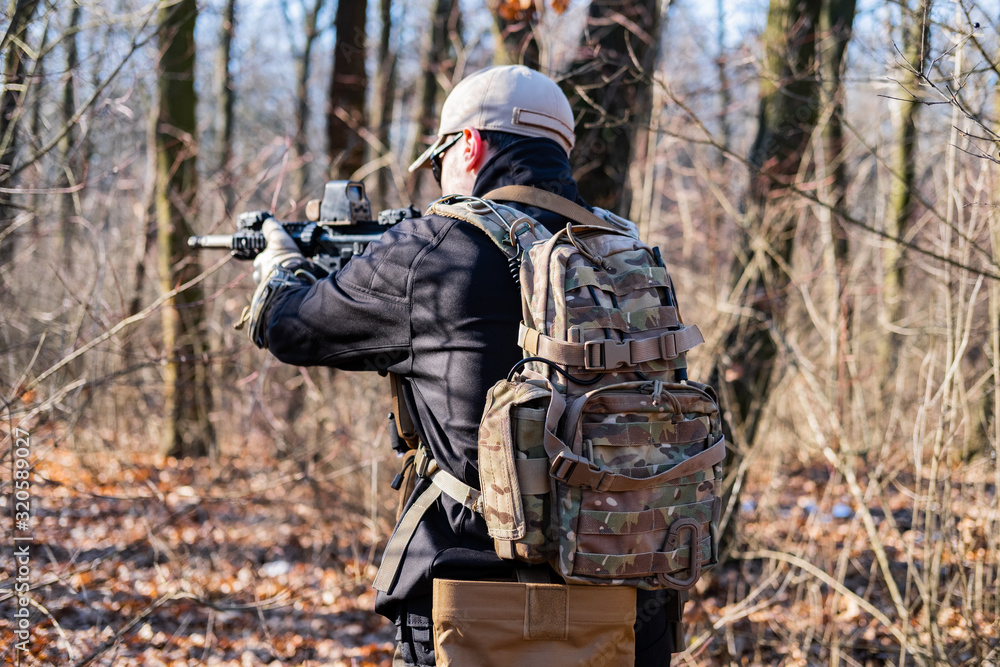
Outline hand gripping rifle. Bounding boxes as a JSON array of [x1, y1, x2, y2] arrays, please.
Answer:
[[188, 180, 419, 274]]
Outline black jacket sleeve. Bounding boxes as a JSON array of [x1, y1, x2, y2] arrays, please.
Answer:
[[262, 215, 452, 374]]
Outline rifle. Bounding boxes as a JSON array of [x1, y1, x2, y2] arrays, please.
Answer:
[[188, 180, 419, 273]]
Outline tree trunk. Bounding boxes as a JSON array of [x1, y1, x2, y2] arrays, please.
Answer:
[[972, 11, 1000, 458], [818, 0, 857, 432], [880, 0, 932, 376], [708, 0, 730, 295], [489, 0, 539, 69], [819, 0, 855, 273], [327, 0, 368, 180], [59, 1, 83, 268], [0, 0, 41, 267], [216, 0, 237, 213], [726, 0, 823, 441], [156, 0, 215, 459], [369, 0, 397, 206], [28, 18, 50, 231], [292, 0, 326, 200], [406, 0, 458, 197], [713, 0, 823, 555], [565, 0, 662, 216]]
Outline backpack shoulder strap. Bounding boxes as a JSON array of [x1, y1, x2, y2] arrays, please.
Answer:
[[428, 195, 549, 258], [482, 185, 616, 231]]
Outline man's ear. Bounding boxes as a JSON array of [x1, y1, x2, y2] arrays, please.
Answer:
[[460, 127, 487, 172]]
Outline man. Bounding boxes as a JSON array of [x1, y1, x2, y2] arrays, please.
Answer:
[[249, 66, 678, 666]]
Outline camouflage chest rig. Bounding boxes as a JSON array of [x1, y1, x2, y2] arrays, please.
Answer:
[[374, 186, 725, 596]]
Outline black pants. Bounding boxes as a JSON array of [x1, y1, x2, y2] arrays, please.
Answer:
[[393, 589, 679, 666], [635, 588, 677, 666]]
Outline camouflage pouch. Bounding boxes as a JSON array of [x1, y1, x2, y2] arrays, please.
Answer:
[[478, 377, 562, 563], [550, 380, 725, 588]]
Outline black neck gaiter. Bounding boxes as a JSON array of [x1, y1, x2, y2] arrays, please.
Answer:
[[471, 137, 588, 230]]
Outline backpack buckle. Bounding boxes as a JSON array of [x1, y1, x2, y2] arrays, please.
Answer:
[[584, 339, 632, 370], [414, 445, 437, 478], [658, 332, 679, 360], [549, 451, 606, 489]]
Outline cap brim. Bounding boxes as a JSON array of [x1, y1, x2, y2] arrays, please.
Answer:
[[408, 135, 447, 173]]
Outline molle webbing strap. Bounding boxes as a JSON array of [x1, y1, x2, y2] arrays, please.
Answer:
[[549, 436, 726, 493], [432, 465, 482, 511], [518, 323, 705, 370], [571, 534, 714, 578], [482, 185, 617, 231]]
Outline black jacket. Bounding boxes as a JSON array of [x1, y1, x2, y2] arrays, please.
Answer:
[[263, 138, 584, 618]]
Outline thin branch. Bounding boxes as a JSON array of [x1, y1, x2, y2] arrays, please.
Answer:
[[72, 593, 178, 667], [1, 3, 159, 185], [740, 550, 920, 653], [655, 81, 1000, 281], [12, 253, 231, 402]]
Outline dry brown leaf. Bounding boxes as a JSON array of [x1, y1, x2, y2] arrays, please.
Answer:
[[495, 0, 537, 21]]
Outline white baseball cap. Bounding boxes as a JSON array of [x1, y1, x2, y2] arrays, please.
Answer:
[[408, 66, 576, 173]]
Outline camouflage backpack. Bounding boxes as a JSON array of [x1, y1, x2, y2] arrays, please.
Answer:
[[429, 185, 726, 591]]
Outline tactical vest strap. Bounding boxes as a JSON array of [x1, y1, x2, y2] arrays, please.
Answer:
[[374, 449, 482, 594], [373, 480, 442, 593]]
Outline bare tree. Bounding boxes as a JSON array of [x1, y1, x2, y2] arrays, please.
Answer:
[[0, 0, 42, 266], [715, 0, 731, 161], [713, 0, 823, 553], [818, 0, 856, 276], [880, 0, 933, 375], [216, 0, 237, 213], [27, 15, 50, 227], [156, 0, 215, 458], [368, 0, 397, 206], [327, 0, 368, 179], [722, 0, 822, 440], [283, 0, 327, 199], [59, 0, 84, 267], [817, 0, 857, 427], [406, 0, 458, 196], [565, 0, 662, 216]]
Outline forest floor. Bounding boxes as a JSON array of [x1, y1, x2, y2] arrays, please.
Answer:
[[1, 428, 995, 666], [1, 431, 397, 667]]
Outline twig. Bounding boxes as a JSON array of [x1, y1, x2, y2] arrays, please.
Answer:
[[72, 592, 177, 667], [3, 4, 160, 185], [28, 596, 79, 662], [656, 81, 1000, 281], [739, 550, 919, 653]]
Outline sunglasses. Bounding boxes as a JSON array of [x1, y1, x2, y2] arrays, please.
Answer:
[[430, 133, 463, 186]]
